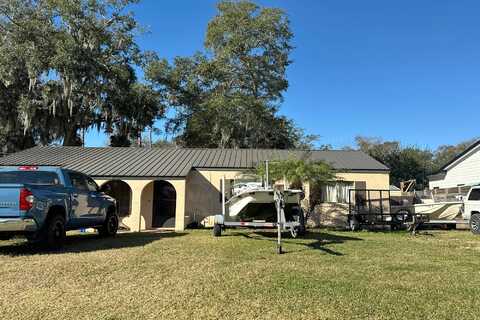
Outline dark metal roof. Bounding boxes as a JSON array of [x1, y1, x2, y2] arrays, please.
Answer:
[[0, 146, 389, 177]]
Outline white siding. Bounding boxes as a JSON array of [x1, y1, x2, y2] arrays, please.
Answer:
[[430, 145, 480, 189]]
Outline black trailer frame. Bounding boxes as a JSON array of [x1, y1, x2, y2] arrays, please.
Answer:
[[347, 189, 429, 232]]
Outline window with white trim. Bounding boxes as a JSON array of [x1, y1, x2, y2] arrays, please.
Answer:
[[321, 182, 354, 204]]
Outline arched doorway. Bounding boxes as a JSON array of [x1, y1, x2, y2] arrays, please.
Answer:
[[100, 180, 132, 218], [152, 180, 177, 228]]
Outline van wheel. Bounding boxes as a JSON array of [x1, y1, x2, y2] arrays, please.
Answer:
[[98, 212, 119, 237], [213, 224, 222, 237], [43, 214, 66, 249], [470, 214, 480, 234]]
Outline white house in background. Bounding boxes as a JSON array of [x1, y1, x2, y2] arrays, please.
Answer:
[[429, 139, 480, 195]]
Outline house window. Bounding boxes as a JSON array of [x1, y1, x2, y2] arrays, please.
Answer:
[[321, 182, 354, 204]]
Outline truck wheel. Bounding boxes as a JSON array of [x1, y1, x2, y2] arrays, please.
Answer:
[[470, 214, 480, 234], [98, 211, 119, 237], [213, 224, 222, 237], [43, 214, 66, 249]]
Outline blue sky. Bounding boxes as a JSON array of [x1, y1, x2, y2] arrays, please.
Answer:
[[86, 0, 480, 149]]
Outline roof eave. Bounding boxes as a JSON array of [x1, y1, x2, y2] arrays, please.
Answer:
[[441, 139, 480, 171]]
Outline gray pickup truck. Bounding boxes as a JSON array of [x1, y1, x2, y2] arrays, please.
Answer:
[[0, 166, 118, 248]]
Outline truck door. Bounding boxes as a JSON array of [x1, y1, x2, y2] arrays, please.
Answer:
[[84, 175, 105, 223], [465, 188, 480, 219], [67, 171, 91, 226]]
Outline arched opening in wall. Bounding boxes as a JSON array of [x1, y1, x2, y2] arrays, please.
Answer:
[[151, 180, 177, 228], [100, 180, 132, 218]]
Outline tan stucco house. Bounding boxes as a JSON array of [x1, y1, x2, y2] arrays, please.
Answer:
[[0, 147, 390, 231]]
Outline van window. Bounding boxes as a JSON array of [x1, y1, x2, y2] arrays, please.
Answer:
[[468, 189, 480, 201]]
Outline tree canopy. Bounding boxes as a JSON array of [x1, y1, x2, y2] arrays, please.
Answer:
[[146, 0, 314, 149], [355, 136, 478, 189], [256, 156, 336, 212], [257, 157, 335, 188], [0, 0, 164, 153]]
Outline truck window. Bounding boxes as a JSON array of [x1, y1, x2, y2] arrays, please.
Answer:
[[68, 172, 88, 191], [85, 176, 99, 192], [468, 189, 480, 201], [0, 171, 60, 185]]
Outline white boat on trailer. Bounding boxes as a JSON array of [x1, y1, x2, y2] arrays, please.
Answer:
[[411, 201, 464, 225], [203, 173, 307, 241]]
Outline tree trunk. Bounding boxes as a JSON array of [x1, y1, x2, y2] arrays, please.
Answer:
[[63, 125, 82, 146]]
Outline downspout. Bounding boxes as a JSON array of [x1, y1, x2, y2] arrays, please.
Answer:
[[222, 176, 226, 217], [265, 160, 269, 190]]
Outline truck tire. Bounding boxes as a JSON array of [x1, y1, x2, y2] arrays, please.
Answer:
[[470, 214, 480, 234], [43, 214, 66, 249], [213, 223, 222, 237], [98, 211, 119, 237]]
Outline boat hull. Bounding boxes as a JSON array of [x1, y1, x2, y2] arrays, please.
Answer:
[[412, 202, 463, 221]]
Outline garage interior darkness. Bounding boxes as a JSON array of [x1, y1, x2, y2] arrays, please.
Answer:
[[152, 180, 177, 228], [101, 180, 132, 217]]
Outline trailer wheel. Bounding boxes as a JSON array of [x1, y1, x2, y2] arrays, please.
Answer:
[[213, 224, 222, 237], [470, 214, 480, 234], [349, 217, 359, 231], [295, 225, 306, 237], [298, 209, 307, 237]]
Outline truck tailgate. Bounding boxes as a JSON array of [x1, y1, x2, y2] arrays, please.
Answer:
[[0, 184, 23, 217]]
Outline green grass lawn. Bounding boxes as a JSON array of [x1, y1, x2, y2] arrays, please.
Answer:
[[0, 229, 479, 320]]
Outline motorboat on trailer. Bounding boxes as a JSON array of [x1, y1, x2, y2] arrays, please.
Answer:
[[227, 186, 305, 222], [201, 175, 306, 237]]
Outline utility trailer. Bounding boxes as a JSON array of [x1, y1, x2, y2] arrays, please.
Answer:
[[348, 189, 429, 233], [348, 189, 399, 230]]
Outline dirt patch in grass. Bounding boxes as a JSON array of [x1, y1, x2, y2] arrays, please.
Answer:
[[0, 230, 479, 320]]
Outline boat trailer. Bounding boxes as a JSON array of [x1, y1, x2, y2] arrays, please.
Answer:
[[212, 175, 306, 254]]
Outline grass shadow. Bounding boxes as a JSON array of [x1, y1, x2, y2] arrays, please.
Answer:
[[231, 230, 363, 256], [0, 231, 185, 256]]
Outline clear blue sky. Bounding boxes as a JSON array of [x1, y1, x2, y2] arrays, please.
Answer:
[[86, 0, 480, 150]]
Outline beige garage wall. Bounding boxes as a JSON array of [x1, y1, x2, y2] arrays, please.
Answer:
[[185, 169, 390, 226], [336, 171, 390, 190], [313, 171, 390, 228], [94, 170, 389, 231], [185, 169, 247, 224], [95, 178, 186, 232]]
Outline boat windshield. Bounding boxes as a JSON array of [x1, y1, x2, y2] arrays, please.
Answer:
[[231, 174, 264, 196]]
